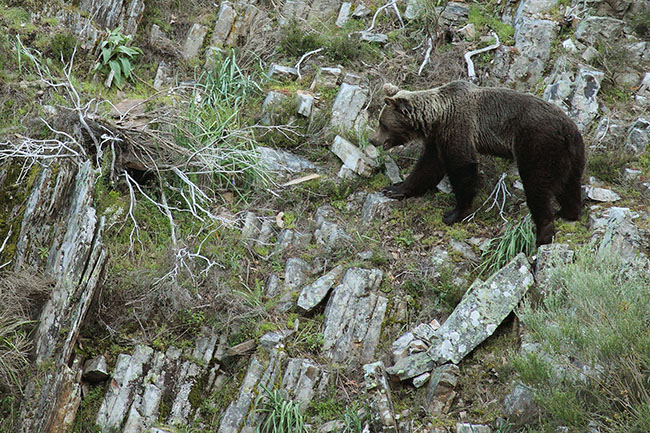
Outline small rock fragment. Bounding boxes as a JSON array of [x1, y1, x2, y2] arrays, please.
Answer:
[[83, 355, 109, 382]]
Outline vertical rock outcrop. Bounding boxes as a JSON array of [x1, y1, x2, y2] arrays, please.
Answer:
[[18, 161, 107, 433]]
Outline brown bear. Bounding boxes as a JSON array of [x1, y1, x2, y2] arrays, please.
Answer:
[[369, 81, 585, 246]]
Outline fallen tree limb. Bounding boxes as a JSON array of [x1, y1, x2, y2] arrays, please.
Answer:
[[464, 32, 500, 81]]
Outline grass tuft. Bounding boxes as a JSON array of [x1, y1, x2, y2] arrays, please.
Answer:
[[255, 384, 307, 433], [478, 214, 536, 277]]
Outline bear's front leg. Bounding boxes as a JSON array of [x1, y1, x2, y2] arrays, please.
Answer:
[[442, 162, 479, 225], [382, 147, 445, 199]]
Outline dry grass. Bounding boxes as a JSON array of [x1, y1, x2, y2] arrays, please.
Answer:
[[0, 270, 52, 393]]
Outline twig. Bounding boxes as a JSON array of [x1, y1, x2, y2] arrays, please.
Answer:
[[464, 31, 500, 82], [0, 229, 12, 270], [122, 170, 143, 254], [365, 0, 402, 33], [465, 172, 511, 222], [295, 48, 324, 80], [418, 38, 433, 76]]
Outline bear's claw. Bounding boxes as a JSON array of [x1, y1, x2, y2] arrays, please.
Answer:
[[381, 185, 408, 200]]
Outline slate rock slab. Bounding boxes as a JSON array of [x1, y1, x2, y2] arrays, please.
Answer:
[[429, 253, 533, 364], [388, 254, 534, 379], [323, 268, 386, 363], [297, 265, 344, 313]]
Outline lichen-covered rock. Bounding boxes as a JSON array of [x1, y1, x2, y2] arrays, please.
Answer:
[[323, 268, 386, 363], [17, 161, 108, 433], [308, 0, 342, 22], [275, 229, 312, 255], [575, 16, 625, 46], [311, 66, 342, 89], [360, 31, 389, 44], [535, 243, 574, 292], [182, 24, 209, 59], [364, 361, 398, 433], [269, 64, 299, 80], [336, 2, 352, 27], [122, 0, 145, 36], [429, 253, 533, 364], [456, 423, 492, 433], [285, 257, 313, 290], [569, 67, 604, 132], [218, 351, 284, 433], [352, 3, 371, 18], [591, 207, 648, 262], [297, 265, 344, 313], [514, 0, 559, 21], [296, 91, 315, 117], [314, 218, 352, 251], [387, 350, 436, 382], [153, 62, 173, 90], [97, 345, 155, 430], [282, 358, 323, 412], [79, 0, 123, 31], [389, 254, 533, 380], [260, 330, 294, 349], [584, 185, 621, 202], [361, 192, 397, 225], [503, 383, 538, 424], [257, 146, 317, 174], [625, 118, 650, 154], [509, 18, 558, 88], [83, 355, 110, 383], [331, 135, 378, 177], [385, 157, 403, 184], [211, 1, 236, 46], [330, 83, 369, 131]]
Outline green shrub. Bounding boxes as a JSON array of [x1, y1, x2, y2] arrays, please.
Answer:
[[279, 21, 322, 58], [512, 249, 650, 432], [468, 5, 515, 45], [478, 215, 536, 277], [93, 27, 142, 89], [49, 32, 76, 62]]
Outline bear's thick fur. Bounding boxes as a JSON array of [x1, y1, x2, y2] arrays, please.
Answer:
[[369, 81, 585, 246]]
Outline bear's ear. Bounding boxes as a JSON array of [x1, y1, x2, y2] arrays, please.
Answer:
[[383, 83, 400, 97], [385, 96, 411, 114]]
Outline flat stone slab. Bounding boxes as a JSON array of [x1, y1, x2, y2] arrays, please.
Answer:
[[297, 265, 344, 312], [330, 83, 368, 131], [428, 253, 533, 364], [331, 135, 378, 177], [323, 268, 386, 364], [388, 254, 534, 379]]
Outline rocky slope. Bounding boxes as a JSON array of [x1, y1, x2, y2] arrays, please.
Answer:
[[0, 1, 649, 433]]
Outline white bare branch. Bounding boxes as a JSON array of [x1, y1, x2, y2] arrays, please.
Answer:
[[418, 37, 434, 76], [365, 0, 403, 33], [465, 172, 511, 223], [122, 170, 143, 254], [465, 31, 500, 82], [295, 48, 324, 80]]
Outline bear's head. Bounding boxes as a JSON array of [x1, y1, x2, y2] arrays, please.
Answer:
[[369, 83, 418, 149]]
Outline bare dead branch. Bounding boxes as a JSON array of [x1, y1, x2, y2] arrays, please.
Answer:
[[295, 48, 324, 80], [464, 32, 500, 82], [465, 172, 511, 223], [418, 38, 434, 76]]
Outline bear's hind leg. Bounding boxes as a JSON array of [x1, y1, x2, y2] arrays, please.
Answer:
[[443, 162, 479, 225], [556, 176, 583, 221], [522, 185, 556, 246], [383, 147, 445, 199]]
